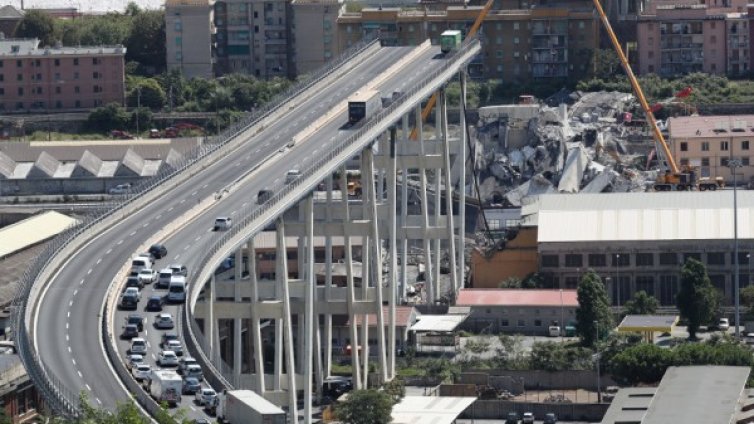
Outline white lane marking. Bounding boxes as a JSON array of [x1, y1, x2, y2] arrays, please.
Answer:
[[255, 148, 261, 153], [180, 199, 186, 204], [242, 202, 248, 207], [146, 342, 151, 348], [66, 322, 69, 329], [156, 214, 162, 220], [130, 230, 137, 236], [235, 162, 241, 167], [312, 149, 319, 155], [96, 398, 102, 405], [69, 300, 73, 307], [195, 236, 201, 242], [274, 178, 280, 184], [117, 239, 124, 245], [73, 289, 78, 296], [86, 384, 92, 391], [168, 206, 174, 212], [106, 248, 112, 255], [189, 406, 196, 412], [72, 358, 76, 366], [68, 346, 71, 353], [175, 254, 181, 260], [87, 269, 92, 275], [183, 245, 190, 251], [142, 223, 149, 228], [191, 191, 198, 196], [67, 311, 70, 318], [202, 184, 208, 189], [66, 334, 69, 341], [79, 279, 84, 285], [144, 330, 148, 337], [152, 354, 157, 361], [96, 258, 102, 265], [77, 370, 83, 378], [231, 210, 237, 216]]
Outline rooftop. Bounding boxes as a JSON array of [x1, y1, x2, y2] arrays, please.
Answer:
[[0, 211, 80, 258], [345, 306, 417, 327], [409, 314, 468, 332], [536, 192, 754, 243], [618, 315, 679, 332], [668, 115, 754, 139], [455, 289, 578, 307], [0, 38, 125, 56], [0, 5, 23, 19], [392, 396, 476, 424]]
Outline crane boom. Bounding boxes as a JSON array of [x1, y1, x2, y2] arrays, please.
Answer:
[[592, 0, 679, 174], [409, 0, 494, 140]]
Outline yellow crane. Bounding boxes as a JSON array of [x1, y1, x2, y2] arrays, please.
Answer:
[[592, 0, 722, 191], [408, 0, 494, 140]]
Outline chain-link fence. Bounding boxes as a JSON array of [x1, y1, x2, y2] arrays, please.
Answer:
[[11, 37, 380, 418]]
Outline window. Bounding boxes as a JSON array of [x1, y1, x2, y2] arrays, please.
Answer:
[[733, 252, 751, 265], [636, 253, 654, 266], [0, 88, 3, 95], [680, 142, 688, 151], [659, 275, 678, 305], [702, 158, 710, 166], [534, 319, 542, 327], [54, 58, 60, 66], [517, 319, 525, 327], [93, 71, 100, 79], [721, 141, 729, 151], [16, 74, 22, 81], [496, 36, 503, 45], [707, 252, 725, 265], [542, 255, 559, 267], [588, 254, 606, 267], [612, 253, 629, 267], [514, 37, 520, 44], [635, 276, 655, 296], [17, 87, 23, 96], [34, 59, 40, 67], [648, 51, 654, 58], [75, 100, 81, 108], [496, 50, 504, 58], [73, 58, 79, 66], [16, 60, 21, 67], [500, 319, 509, 327], [56, 100, 62, 108], [74, 72, 79, 80], [564, 277, 578, 289], [659, 252, 677, 265], [711, 35, 717, 43], [684, 252, 702, 262], [579, 21, 585, 29], [565, 254, 583, 267], [0, 60, 3, 67], [55, 86, 61, 94], [680, 158, 689, 166], [93, 58, 101, 65], [702, 142, 710, 151], [514, 22, 520, 30], [722, 157, 730, 167], [743, 140, 750, 150], [74, 86, 80, 94], [744, 157, 751, 166]]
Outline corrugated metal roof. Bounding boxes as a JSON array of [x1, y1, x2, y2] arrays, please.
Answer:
[[410, 314, 467, 332], [392, 396, 476, 424], [0, 211, 80, 258], [456, 289, 578, 307], [537, 192, 754, 242], [669, 115, 754, 139]]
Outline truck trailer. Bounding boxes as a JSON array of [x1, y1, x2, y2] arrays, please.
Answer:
[[215, 390, 286, 424], [347, 89, 382, 124], [440, 30, 462, 53], [149, 370, 182, 407]]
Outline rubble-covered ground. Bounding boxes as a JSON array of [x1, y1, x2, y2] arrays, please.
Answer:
[[471, 91, 659, 207]]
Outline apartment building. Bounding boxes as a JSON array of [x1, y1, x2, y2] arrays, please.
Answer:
[[0, 38, 125, 113], [668, 114, 754, 182], [291, 0, 342, 76], [336, 0, 597, 83], [165, 0, 215, 79], [214, 0, 291, 79], [636, 0, 752, 76]]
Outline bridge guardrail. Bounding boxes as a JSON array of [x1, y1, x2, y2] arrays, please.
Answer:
[[183, 38, 482, 390], [12, 37, 380, 418]]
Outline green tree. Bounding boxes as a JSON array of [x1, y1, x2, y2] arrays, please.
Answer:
[[740, 285, 754, 318], [127, 78, 167, 109], [575, 270, 613, 347], [383, 376, 406, 403], [14, 10, 56, 47], [87, 103, 131, 132], [125, 10, 166, 74], [418, 358, 458, 383], [593, 49, 621, 80], [610, 343, 673, 385], [623, 290, 659, 315], [334, 389, 394, 424], [677, 258, 718, 340], [498, 276, 522, 289]]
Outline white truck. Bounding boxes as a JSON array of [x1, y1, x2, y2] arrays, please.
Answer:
[[149, 370, 183, 407], [215, 390, 286, 424], [347, 89, 382, 124]]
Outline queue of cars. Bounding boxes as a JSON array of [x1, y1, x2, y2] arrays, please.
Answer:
[[118, 242, 217, 415]]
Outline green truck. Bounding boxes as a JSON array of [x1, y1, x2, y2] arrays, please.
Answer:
[[440, 30, 462, 53]]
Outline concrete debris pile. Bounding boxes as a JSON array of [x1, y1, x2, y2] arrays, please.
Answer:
[[472, 91, 652, 206]]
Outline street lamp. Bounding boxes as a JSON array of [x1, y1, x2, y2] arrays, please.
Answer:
[[731, 158, 743, 339]]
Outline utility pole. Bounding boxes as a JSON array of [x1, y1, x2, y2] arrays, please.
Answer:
[[731, 158, 742, 339], [135, 86, 142, 138]]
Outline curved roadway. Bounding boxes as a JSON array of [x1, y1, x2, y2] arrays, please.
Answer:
[[34, 44, 450, 420]]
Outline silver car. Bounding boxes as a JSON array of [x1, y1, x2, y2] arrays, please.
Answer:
[[154, 313, 174, 329]]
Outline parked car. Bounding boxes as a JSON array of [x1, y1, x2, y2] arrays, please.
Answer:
[[169, 264, 188, 277], [121, 324, 139, 339], [154, 313, 174, 329], [213, 217, 232, 231], [522, 412, 535, 423], [718, 318, 730, 331], [125, 314, 145, 332], [165, 339, 184, 356], [182, 377, 201, 395], [195, 388, 217, 406], [505, 412, 519, 424], [108, 183, 132, 195], [137, 269, 157, 285], [543, 413, 558, 424], [129, 338, 147, 355], [146, 295, 164, 311], [132, 364, 152, 381], [126, 354, 144, 370], [158, 350, 179, 367], [149, 244, 168, 259]]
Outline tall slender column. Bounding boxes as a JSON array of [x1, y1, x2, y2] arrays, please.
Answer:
[[324, 174, 334, 379], [365, 146, 387, 382], [419, 106, 435, 303], [208, 274, 217, 361], [304, 196, 315, 423], [434, 96, 442, 300], [400, 114, 409, 303], [387, 126, 398, 378], [457, 72, 467, 291], [277, 219, 298, 424], [234, 318, 242, 379], [342, 166, 362, 389], [249, 239, 265, 393], [440, 89, 458, 296], [360, 152, 370, 386]]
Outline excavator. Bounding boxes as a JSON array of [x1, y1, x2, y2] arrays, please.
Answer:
[[592, 0, 723, 191], [408, 0, 494, 140]]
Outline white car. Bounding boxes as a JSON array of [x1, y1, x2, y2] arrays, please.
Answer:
[[108, 183, 131, 195], [126, 354, 144, 370], [165, 339, 184, 356], [154, 313, 175, 329], [522, 412, 535, 424], [718, 318, 730, 331], [213, 216, 232, 231], [129, 337, 147, 355], [158, 350, 179, 367], [137, 268, 156, 284], [132, 364, 152, 381], [123, 287, 141, 301], [195, 387, 217, 406]]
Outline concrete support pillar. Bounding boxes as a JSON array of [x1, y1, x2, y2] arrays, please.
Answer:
[[440, 89, 458, 295], [234, 318, 243, 379], [458, 72, 467, 291], [235, 247, 243, 300], [434, 95, 443, 300], [418, 104, 435, 303], [249, 239, 265, 393], [276, 219, 298, 424], [304, 196, 315, 423], [365, 145, 388, 382], [324, 174, 334, 380], [341, 165, 362, 389], [400, 114, 409, 303], [387, 125, 398, 379]]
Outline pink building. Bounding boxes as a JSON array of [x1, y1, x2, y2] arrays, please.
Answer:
[[636, 0, 752, 76], [0, 38, 126, 113]]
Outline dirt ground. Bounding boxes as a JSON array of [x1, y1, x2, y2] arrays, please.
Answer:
[[513, 389, 600, 404]]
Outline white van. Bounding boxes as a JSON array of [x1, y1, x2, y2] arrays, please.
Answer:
[[157, 268, 173, 289], [131, 257, 153, 273], [167, 276, 187, 303]]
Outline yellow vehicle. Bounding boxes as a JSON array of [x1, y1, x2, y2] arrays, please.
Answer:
[[593, 0, 724, 191]]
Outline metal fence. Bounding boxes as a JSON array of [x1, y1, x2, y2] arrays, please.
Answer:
[[11, 37, 380, 419], [183, 38, 482, 389]]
